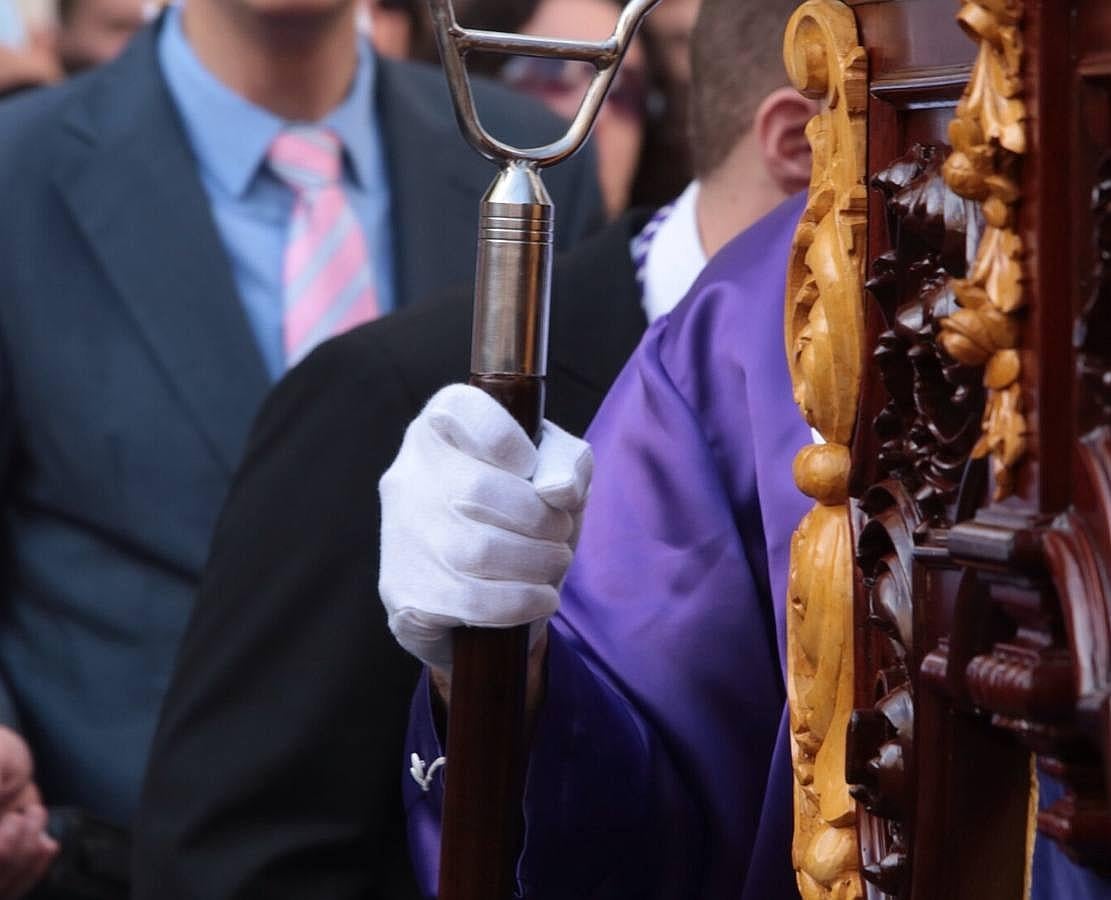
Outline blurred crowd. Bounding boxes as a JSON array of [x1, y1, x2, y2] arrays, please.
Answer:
[[0, 0, 697, 217]]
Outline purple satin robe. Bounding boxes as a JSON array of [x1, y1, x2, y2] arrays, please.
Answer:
[[403, 190, 1110, 898]]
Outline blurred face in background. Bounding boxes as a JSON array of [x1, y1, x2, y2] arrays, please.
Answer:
[[365, 0, 413, 57], [56, 0, 144, 73], [642, 0, 697, 89], [504, 0, 646, 219]]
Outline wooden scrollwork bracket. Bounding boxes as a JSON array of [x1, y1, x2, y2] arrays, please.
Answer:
[[782, 1, 867, 896]]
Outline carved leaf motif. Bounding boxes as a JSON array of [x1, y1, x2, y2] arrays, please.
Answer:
[[789, 506, 860, 898], [940, 0, 1028, 501], [939, 299, 1018, 366]]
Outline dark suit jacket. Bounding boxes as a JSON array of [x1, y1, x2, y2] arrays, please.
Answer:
[[132, 212, 650, 899], [0, 17, 601, 828]]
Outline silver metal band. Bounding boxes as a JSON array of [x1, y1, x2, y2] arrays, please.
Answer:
[[471, 164, 553, 375]]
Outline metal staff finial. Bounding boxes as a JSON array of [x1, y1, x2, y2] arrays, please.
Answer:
[[427, 0, 657, 165], [423, 0, 658, 897], [429, 0, 659, 385]]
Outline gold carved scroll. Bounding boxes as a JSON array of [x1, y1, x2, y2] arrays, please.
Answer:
[[939, 0, 1028, 500], [782, 2, 866, 898]]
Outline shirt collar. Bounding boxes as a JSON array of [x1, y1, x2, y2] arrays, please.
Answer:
[[640, 181, 707, 322], [158, 4, 377, 199]]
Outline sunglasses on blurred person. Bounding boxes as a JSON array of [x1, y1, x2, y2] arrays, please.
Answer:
[[500, 56, 648, 121]]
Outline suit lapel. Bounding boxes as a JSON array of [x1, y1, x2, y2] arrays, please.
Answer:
[[375, 59, 491, 308], [549, 209, 650, 391], [53, 24, 270, 475]]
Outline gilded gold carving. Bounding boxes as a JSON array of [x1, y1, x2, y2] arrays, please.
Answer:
[[782, 2, 866, 897], [940, 0, 1028, 499]]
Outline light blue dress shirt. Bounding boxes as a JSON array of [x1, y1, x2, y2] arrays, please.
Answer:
[[158, 6, 394, 380], [0, 0, 25, 48]]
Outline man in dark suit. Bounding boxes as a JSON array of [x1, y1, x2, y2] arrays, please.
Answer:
[[0, 0, 599, 890]]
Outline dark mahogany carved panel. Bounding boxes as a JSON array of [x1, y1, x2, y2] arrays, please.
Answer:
[[842, 0, 1111, 894], [1078, 159, 1111, 429], [937, 151, 1111, 875], [1031, 155, 1111, 869], [846, 145, 983, 897], [867, 146, 984, 520]]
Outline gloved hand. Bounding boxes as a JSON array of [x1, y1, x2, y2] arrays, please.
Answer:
[[379, 384, 592, 672]]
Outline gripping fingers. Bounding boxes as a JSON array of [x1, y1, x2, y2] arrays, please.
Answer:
[[0, 806, 56, 898], [446, 445, 575, 542], [458, 581, 561, 629], [443, 522, 573, 587], [0, 736, 31, 812], [533, 421, 592, 512], [8, 805, 55, 898], [393, 580, 559, 634], [424, 385, 537, 479], [388, 582, 558, 669], [454, 496, 574, 544]]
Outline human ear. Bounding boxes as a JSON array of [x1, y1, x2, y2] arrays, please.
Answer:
[[754, 87, 821, 195]]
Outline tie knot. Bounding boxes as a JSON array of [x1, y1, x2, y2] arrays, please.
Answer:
[[269, 126, 343, 192]]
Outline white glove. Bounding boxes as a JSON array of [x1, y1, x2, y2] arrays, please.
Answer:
[[379, 384, 593, 670]]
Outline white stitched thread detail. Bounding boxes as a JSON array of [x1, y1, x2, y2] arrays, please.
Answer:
[[409, 753, 447, 793]]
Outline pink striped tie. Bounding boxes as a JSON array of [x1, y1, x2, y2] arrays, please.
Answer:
[[269, 126, 379, 368]]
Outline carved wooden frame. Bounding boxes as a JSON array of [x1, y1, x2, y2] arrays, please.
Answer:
[[782, 1, 868, 896]]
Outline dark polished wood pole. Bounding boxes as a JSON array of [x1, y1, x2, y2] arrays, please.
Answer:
[[437, 376, 544, 900], [438, 624, 530, 899]]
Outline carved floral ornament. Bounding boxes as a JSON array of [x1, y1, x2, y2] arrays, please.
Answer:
[[939, 0, 1028, 500], [781, 1, 866, 897]]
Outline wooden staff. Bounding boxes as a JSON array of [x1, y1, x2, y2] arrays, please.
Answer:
[[443, 163, 552, 900], [424, 2, 658, 895]]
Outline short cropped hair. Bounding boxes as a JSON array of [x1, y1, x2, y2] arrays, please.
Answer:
[[689, 0, 800, 177]]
